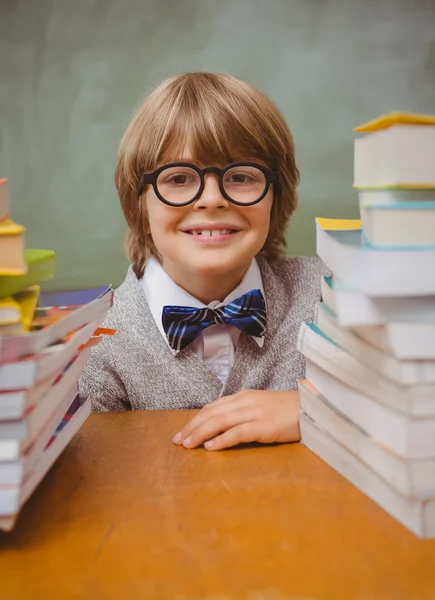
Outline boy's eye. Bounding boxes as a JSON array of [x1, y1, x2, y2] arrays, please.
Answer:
[[227, 173, 253, 184]]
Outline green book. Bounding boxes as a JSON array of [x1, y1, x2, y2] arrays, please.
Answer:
[[0, 249, 56, 299]]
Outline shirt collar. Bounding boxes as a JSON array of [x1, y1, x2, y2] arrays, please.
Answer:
[[141, 257, 266, 354]]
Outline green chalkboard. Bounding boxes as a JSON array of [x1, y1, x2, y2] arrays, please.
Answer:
[[1, 0, 435, 290]]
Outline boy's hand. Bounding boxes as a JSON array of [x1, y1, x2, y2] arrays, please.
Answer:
[[172, 389, 301, 451]]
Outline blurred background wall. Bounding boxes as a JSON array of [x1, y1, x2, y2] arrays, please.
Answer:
[[1, 0, 434, 290]]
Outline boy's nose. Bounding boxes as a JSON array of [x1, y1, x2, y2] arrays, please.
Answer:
[[194, 174, 228, 209]]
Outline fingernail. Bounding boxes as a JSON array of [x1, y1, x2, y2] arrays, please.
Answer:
[[182, 436, 192, 448], [172, 432, 182, 444], [204, 440, 214, 450]]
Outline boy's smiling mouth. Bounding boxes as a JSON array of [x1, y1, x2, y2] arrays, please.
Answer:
[[180, 223, 242, 242]]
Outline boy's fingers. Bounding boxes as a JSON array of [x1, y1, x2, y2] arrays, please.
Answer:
[[205, 423, 259, 451], [180, 407, 258, 449], [173, 395, 256, 444]]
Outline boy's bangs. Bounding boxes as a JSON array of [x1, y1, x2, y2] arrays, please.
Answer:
[[157, 104, 272, 169]]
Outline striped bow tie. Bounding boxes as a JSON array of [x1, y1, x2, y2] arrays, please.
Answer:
[[162, 289, 266, 352]]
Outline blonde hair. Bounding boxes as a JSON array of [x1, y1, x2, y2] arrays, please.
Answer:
[[115, 72, 299, 277]]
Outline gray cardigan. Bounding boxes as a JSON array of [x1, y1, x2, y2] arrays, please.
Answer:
[[79, 255, 325, 411]]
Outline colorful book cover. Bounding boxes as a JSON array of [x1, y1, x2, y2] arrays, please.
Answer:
[[354, 111, 435, 132], [0, 249, 56, 299]]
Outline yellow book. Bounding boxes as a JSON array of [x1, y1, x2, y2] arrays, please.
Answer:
[[354, 111, 435, 132], [0, 218, 27, 275], [14, 285, 40, 331], [316, 218, 361, 230], [0, 296, 21, 326]]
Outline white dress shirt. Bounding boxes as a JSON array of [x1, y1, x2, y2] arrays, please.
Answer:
[[141, 257, 265, 384]]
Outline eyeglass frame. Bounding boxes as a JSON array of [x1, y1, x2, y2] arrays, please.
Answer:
[[137, 161, 280, 207]]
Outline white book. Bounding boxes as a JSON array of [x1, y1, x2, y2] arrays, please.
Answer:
[[360, 201, 435, 248], [0, 318, 100, 390], [0, 347, 90, 420], [316, 220, 435, 297], [0, 348, 89, 441], [297, 322, 435, 417], [354, 125, 435, 188], [358, 188, 435, 206], [0, 288, 112, 362], [0, 396, 91, 528], [354, 321, 435, 361], [0, 390, 87, 486], [305, 359, 435, 459], [321, 275, 435, 326], [300, 412, 435, 539], [0, 384, 79, 462], [315, 302, 435, 379], [299, 380, 435, 498], [0, 178, 9, 221]]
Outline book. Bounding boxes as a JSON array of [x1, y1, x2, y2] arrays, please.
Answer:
[[0, 395, 91, 528], [297, 322, 435, 417], [0, 348, 89, 443], [353, 320, 435, 361], [360, 201, 435, 248], [354, 111, 435, 132], [358, 188, 435, 206], [0, 384, 79, 463], [0, 318, 100, 390], [305, 359, 435, 459], [300, 411, 435, 538], [0, 285, 112, 362], [321, 275, 435, 326], [316, 218, 435, 297], [0, 249, 55, 299], [0, 297, 21, 327], [0, 179, 9, 221], [13, 285, 40, 331], [353, 112, 435, 188], [299, 379, 435, 498], [314, 303, 435, 381], [0, 218, 27, 275], [314, 302, 435, 368]]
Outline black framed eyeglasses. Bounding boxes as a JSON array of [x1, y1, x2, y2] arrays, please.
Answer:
[[137, 162, 280, 207]]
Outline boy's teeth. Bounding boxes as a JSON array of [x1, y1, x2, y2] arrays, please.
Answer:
[[188, 229, 234, 236]]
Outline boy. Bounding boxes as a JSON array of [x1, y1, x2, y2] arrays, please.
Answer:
[[79, 72, 324, 451]]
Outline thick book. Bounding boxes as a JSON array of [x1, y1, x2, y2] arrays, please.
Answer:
[[299, 379, 435, 498], [353, 112, 435, 189], [0, 349, 89, 443], [0, 348, 89, 421], [0, 179, 8, 221], [316, 218, 435, 297], [0, 218, 26, 275], [305, 358, 435, 459], [0, 395, 91, 529], [315, 302, 435, 373], [358, 188, 435, 206], [321, 275, 435, 326], [0, 384, 79, 463], [360, 201, 435, 248], [297, 322, 435, 417], [0, 286, 112, 362], [0, 318, 100, 390], [300, 412, 435, 539], [354, 320, 435, 361], [0, 249, 55, 300]]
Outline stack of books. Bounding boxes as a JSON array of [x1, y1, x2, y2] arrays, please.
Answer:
[[297, 112, 435, 538], [0, 179, 113, 530]]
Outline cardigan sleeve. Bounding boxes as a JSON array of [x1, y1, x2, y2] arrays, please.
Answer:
[[78, 331, 131, 412]]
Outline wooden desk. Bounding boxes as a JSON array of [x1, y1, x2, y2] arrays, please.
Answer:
[[1, 411, 435, 599]]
